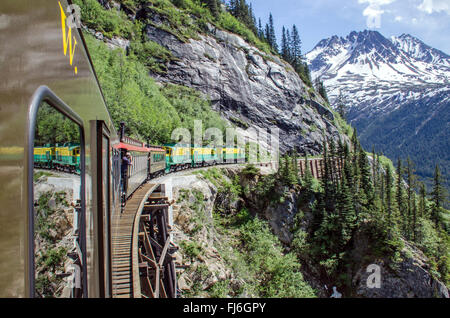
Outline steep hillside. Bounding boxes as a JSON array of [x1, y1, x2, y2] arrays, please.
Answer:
[[306, 30, 450, 190], [76, 0, 350, 154], [171, 163, 449, 298]]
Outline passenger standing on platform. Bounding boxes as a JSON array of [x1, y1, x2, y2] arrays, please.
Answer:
[[121, 152, 133, 206]]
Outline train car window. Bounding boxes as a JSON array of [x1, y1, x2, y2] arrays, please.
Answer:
[[29, 87, 86, 298], [33, 102, 82, 298]]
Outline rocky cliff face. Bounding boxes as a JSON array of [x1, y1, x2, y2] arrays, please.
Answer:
[[352, 238, 449, 298], [171, 167, 449, 298], [142, 15, 344, 154]]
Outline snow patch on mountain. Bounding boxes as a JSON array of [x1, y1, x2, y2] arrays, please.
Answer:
[[306, 30, 450, 104]]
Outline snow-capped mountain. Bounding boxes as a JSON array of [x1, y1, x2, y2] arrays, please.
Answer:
[[307, 30, 449, 104], [306, 30, 450, 189], [391, 34, 450, 67]]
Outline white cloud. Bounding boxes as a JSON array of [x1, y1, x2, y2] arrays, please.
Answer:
[[394, 15, 404, 22], [418, 0, 450, 15], [358, 0, 396, 29]]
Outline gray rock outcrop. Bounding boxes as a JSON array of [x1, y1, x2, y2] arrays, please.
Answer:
[[144, 19, 345, 154], [352, 240, 449, 298], [263, 189, 298, 244]]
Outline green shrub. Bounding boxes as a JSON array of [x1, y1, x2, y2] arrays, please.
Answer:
[[180, 240, 203, 259], [130, 39, 174, 73], [239, 217, 316, 298], [73, 0, 134, 39], [208, 280, 232, 298], [242, 164, 260, 178]]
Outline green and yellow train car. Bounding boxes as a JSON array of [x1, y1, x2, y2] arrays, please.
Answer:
[[164, 144, 192, 172], [149, 146, 166, 179], [33, 145, 55, 169], [223, 146, 246, 163], [192, 146, 219, 167], [54, 143, 81, 173]]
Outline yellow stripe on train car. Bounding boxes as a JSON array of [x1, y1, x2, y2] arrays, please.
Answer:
[[0, 147, 24, 155], [192, 147, 202, 154], [33, 147, 53, 155], [176, 147, 190, 156]]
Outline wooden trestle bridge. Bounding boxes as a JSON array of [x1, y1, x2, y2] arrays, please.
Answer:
[[111, 183, 178, 298]]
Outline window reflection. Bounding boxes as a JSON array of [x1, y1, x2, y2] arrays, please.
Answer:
[[33, 102, 82, 298]]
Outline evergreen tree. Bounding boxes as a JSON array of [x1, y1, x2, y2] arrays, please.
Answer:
[[336, 90, 347, 120], [350, 132, 361, 215], [292, 150, 300, 185], [351, 127, 360, 152], [311, 196, 326, 234], [337, 172, 356, 243], [343, 144, 353, 188], [315, 77, 329, 104], [419, 182, 427, 219], [358, 146, 374, 210], [376, 153, 382, 201], [337, 138, 345, 181], [265, 23, 270, 45], [431, 164, 446, 228], [371, 147, 377, 192], [202, 0, 220, 18], [227, 0, 257, 33], [248, 3, 257, 30], [291, 25, 302, 67], [281, 153, 296, 186], [328, 138, 337, 187], [396, 158, 407, 236], [228, 0, 238, 16], [412, 191, 418, 242], [286, 29, 292, 63], [268, 13, 278, 52], [406, 157, 416, 239], [385, 164, 394, 227], [281, 26, 289, 61], [303, 154, 313, 191], [258, 18, 264, 40], [322, 137, 335, 212]]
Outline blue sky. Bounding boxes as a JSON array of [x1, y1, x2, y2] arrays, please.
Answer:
[[249, 0, 450, 54]]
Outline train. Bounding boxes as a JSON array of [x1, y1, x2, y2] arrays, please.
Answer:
[[107, 129, 246, 204], [34, 143, 245, 179], [34, 131, 246, 202], [34, 143, 81, 173], [0, 0, 246, 298]]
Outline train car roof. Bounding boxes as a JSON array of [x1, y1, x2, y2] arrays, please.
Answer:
[[114, 142, 165, 153], [164, 144, 244, 148]]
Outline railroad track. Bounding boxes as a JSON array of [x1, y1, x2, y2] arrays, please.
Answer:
[[111, 182, 179, 298], [111, 183, 159, 298]]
